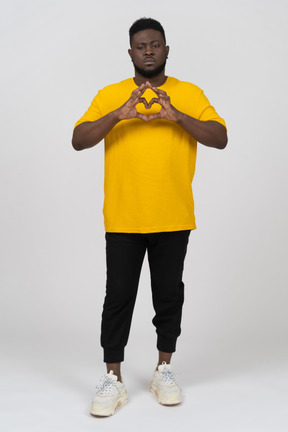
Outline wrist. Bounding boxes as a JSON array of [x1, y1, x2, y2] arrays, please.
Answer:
[[173, 108, 185, 123], [111, 108, 123, 123]]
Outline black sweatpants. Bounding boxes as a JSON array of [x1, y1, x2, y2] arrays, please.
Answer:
[[101, 230, 191, 363]]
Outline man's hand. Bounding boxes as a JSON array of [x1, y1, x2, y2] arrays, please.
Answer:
[[116, 82, 152, 121], [116, 81, 180, 122], [143, 83, 180, 122], [144, 83, 227, 149], [72, 81, 152, 150]]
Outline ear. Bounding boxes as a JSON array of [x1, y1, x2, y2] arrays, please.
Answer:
[[165, 45, 170, 58], [128, 48, 132, 59]]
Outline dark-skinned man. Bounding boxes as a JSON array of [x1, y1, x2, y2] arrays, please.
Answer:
[[72, 17, 227, 417]]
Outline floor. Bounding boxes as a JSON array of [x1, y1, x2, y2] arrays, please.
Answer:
[[2, 335, 288, 432]]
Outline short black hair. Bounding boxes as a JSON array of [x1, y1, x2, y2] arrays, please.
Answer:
[[129, 18, 166, 47]]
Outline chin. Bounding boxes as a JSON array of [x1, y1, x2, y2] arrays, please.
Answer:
[[134, 60, 166, 79]]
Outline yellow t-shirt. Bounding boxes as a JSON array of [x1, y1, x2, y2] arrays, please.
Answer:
[[74, 77, 226, 233]]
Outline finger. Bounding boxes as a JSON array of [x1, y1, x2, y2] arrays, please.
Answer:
[[139, 82, 149, 94], [130, 87, 148, 106], [131, 83, 147, 98], [139, 82, 148, 91], [149, 96, 171, 109], [140, 81, 150, 92], [138, 97, 149, 109], [145, 112, 163, 121], [150, 86, 168, 97], [147, 97, 160, 109], [133, 88, 146, 99], [134, 112, 149, 121], [132, 84, 144, 94]]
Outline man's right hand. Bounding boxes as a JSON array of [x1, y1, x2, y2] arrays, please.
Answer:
[[72, 82, 151, 151], [116, 82, 150, 121]]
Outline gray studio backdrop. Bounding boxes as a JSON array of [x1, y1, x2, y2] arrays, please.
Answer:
[[1, 0, 287, 381]]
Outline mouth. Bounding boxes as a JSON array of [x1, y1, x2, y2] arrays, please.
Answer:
[[143, 58, 156, 64]]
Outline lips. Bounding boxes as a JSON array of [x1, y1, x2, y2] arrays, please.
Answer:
[[144, 58, 156, 64]]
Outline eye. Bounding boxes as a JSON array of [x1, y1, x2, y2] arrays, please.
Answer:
[[152, 43, 160, 49]]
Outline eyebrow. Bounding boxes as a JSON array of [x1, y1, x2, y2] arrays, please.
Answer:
[[136, 40, 161, 45]]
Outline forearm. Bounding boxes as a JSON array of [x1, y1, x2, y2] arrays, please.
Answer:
[[176, 112, 228, 149], [72, 110, 121, 151], [72, 83, 151, 151]]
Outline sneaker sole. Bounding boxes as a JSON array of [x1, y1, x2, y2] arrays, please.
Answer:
[[150, 384, 182, 406], [90, 394, 128, 417]]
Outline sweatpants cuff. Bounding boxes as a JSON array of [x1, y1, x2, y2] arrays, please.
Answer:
[[157, 335, 177, 353], [103, 347, 124, 364]]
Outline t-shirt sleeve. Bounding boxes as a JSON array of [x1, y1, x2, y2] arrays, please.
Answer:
[[197, 90, 226, 128], [73, 92, 103, 129]]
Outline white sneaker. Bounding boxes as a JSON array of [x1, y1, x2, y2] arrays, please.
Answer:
[[90, 370, 128, 416], [150, 362, 182, 405]]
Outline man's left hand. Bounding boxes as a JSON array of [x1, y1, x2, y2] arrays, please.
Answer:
[[144, 83, 180, 122]]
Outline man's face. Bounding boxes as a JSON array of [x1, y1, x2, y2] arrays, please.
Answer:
[[128, 29, 169, 78]]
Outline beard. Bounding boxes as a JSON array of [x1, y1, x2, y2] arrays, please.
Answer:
[[132, 58, 167, 78]]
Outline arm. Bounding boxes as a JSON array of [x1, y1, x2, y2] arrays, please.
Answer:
[[72, 82, 151, 151], [72, 112, 119, 151], [176, 114, 227, 150], [147, 84, 228, 150]]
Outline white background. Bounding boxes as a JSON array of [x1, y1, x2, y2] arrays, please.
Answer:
[[1, 0, 287, 431]]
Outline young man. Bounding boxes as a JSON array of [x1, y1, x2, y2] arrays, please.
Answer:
[[72, 18, 227, 416]]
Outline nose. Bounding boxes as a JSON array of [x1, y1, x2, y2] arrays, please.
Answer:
[[144, 44, 154, 55]]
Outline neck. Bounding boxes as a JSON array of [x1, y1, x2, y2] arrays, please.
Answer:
[[133, 72, 168, 87]]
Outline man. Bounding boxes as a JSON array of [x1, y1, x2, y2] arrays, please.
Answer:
[[72, 18, 227, 416]]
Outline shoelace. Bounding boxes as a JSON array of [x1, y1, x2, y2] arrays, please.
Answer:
[[96, 375, 120, 396], [161, 368, 181, 389]]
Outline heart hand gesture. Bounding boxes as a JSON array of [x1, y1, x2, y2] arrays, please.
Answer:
[[117, 81, 180, 122]]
